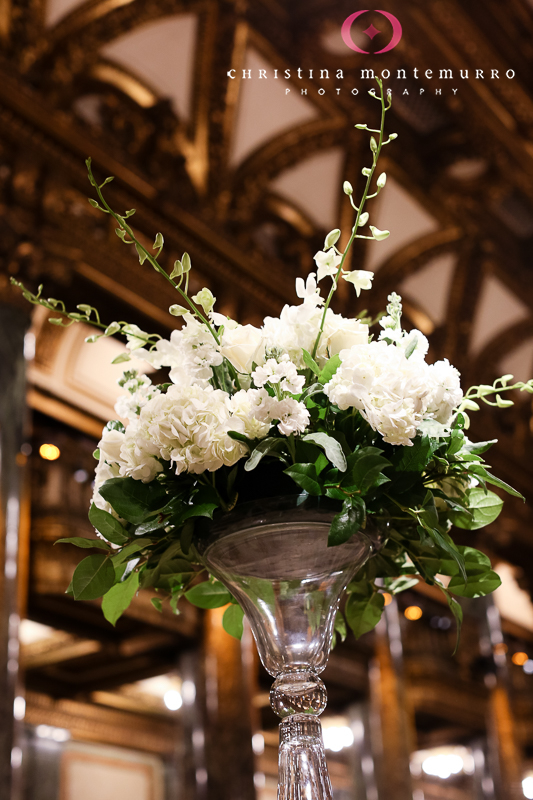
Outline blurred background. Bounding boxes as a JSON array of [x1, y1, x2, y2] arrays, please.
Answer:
[[1, 1, 533, 799]]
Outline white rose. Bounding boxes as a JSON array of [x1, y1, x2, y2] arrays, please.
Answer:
[[220, 324, 265, 374], [98, 428, 125, 464], [325, 315, 369, 356]]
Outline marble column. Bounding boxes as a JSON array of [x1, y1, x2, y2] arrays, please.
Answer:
[[369, 599, 414, 800], [203, 607, 256, 800], [0, 305, 29, 800]]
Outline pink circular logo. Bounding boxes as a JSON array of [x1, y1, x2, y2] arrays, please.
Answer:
[[341, 10, 403, 55]]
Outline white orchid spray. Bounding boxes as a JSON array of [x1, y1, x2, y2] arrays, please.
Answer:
[[12, 80, 533, 647]]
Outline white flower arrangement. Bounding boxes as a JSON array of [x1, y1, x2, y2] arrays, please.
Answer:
[[13, 80, 533, 644]]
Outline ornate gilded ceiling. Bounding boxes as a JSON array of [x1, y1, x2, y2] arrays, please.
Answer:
[[1, 0, 533, 585]]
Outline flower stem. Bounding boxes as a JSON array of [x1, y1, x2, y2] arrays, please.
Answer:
[[311, 80, 391, 361]]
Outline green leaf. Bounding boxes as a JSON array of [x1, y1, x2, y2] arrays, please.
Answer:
[[346, 591, 384, 638], [318, 354, 341, 385], [185, 580, 232, 609], [111, 539, 151, 566], [347, 447, 391, 494], [222, 604, 245, 639], [328, 497, 365, 546], [99, 477, 167, 524], [88, 503, 129, 544], [71, 554, 115, 601], [334, 611, 347, 642], [111, 352, 131, 364], [151, 597, 163, 612], [441, 588, 463, 654], [302, 432, 347, 472], [302, 349, 320, 376], [179, 503, 219, 522], [449, 487, 504, 530], [245, 438, 286, 471], [102, 570, 140, 626], [439, 546, 491, 578], [448, 569, 502, 598], [284, 463, 322, 496], [55, 537, 110, 551], [468, 465, 524, 500]]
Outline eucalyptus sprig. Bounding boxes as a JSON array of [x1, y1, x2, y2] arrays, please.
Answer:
[[311, 78, 396, 360], [85, 158, 220, 344]]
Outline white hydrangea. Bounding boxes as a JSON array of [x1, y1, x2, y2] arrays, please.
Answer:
[[119, 421, 164, 482], [133, 314, 222, 388], [425, 359, 463, 424], [137, 384, 246, 475], [262, 302, 324, 369], [92, 427, 125, 517], [324, 341, 430, 446]]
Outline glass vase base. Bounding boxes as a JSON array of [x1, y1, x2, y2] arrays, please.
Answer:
[[278, 714, 333, 800]]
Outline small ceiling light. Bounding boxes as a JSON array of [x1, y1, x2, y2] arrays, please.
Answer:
[[404, 606, 423, 621], [383, 592, 392, 606], [323, 726, 354, 752], [524, 659, 533, 675], [163, 690, 182, 711], [523, 775, 533, 799], [512, 652, 528, 666], [422, 753, 464, 779], [39, 444, 60, 461], [494, 643, 508, 655]]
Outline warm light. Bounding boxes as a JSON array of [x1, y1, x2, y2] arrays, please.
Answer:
[[422, 753, 464, 779], [163, 690, 182, 711], [383, 592, 392, 606], [323, 726, 354, 752], [523, 775, 533, 799], [405, 606, 423, 621], [252, 733, 265, 755], [13, 696, 25, 721], [35, 725, 70, 742], [494, 643, 508, 655], [512, 652, 529, 666], [39, 444, 60, 461]]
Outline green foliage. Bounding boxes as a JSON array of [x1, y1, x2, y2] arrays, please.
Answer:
[[71, 554, 115, 601], [185, 580, 232, 609], [223, 604, 245, 639], [102, 571, 140, 626]]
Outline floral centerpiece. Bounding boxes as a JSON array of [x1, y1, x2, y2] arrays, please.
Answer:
[[14, 80, 533, 648]]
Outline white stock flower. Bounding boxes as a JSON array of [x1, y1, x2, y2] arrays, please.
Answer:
[[219, 324, 265, 374], [252, 355, 305, 395], [133, 315, 222, 388], [314, 249, 342, 282], [227, 389, 271, 439], [323, 313, 369, 357], [115, 373, 160, 421], [255, 395, 310, 436], [138, 384, 246, 475], [342, 269, 374, 297], [262, 303, 323, 369]]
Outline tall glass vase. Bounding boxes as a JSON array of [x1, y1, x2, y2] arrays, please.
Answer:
[[199, 496, 381, 800]]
